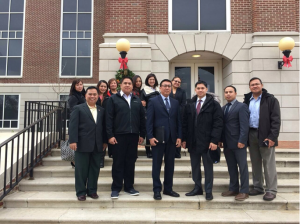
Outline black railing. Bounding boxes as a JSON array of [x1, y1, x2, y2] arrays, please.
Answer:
[[0, 101, 67, 201]]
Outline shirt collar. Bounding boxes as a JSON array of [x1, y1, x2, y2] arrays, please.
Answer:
[[120, 90, 132, 97], [198, 95, 206, 103], [250, 94, 262, 101], [87, 103, 96, 109], [228, 98, 237, 105], [160, 94, 170, 101]]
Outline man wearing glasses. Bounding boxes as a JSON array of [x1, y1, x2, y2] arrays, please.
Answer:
[[146, 79, 182, 200]]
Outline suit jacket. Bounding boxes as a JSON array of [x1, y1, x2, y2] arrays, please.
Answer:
[[69, 103, 107, 153], [169, 88, 187, 115], [146, 95, 182, 143], [222, 100, 250, 150]]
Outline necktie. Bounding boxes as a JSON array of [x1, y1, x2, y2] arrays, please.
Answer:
[[196, 100, 202, 115], [224, 102, 231, 118], [165, 98, 170, 113]]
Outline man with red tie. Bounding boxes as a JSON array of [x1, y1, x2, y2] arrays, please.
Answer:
[[182, 80, 223, 201]]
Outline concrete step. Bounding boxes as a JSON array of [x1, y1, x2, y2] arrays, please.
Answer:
[[0, 207, 298, 223], [3, 191, 299, 210], [43, 155, 300, 168], [19, 177, 300, 193], [33, 165, 300, 179]]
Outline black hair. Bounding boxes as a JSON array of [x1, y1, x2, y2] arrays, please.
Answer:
[[224, 85, 237, 93], [195, 80, 207, 88], [249, 77, 263, 85], [145, 73, 159, 88], [160, 79, 172, 87], [120, 76, 133, 84], [172, 76, 181, 81], [69, 79, 85, 96], [97, 80, 108, 98], [85, 86, 99, 94], [133, 75, 142, 90]]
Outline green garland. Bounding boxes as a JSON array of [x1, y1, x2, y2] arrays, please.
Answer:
[[115, 69, 136, 90]]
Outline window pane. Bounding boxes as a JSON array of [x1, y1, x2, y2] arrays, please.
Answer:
[[175, 67, 191, 99], [61, 57, 75, 76], [11, 121, 17, 128], [9, 32, 15, 38], [0, 14, 9, 30], [10, 14, 23, 30], [77, 31, 83, 38], [77, 39, 90, 56], [63, 0, 77, 12], [4, 121, 10, 127], [4, 95, 19, 119], [2, 31, 8, 38], [78, 14, 91, 30], [0, 0, 9, 12], [0, 121, 2, 127], [198, 67, 214, 92], [200, 0, 226, 30], [0, 39, 7, 56], [70, 31, 76, 38], [16, 31, 22, 38], [78, 0, 91, 12], [8, 39, 22, 56], [63, 13, 76, 30], [7, 57, 21, 75], [85, 32, 91, 38], [63, 31, 69, 38], [0, 95, 3, 119], [77, 57, 90, 76], [62, 39, 76, 56], [172, 0, 198, 30], [10, 0, 24, 12], [0, 58, 6, 75]]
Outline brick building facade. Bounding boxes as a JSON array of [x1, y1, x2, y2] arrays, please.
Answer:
[[0, 0, 299, 147]]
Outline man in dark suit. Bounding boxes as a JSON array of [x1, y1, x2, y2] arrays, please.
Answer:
[[219, 85, 250, 201], [146, 79, 182, 200], [182, 80, 223, 201], [69, 86, 107, 201]]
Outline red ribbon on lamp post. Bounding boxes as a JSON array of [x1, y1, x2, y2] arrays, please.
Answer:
[[118, 57, 128, 69], [282, 55, 293, 68]]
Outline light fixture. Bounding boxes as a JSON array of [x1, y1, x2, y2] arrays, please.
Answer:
[[278, 37, 295, 69], [116, 38, 130, 70], [192, 54, 201, 58]]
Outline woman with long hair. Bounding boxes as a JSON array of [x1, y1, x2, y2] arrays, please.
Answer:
[[107, 78, 118, 96], [132, 75, 143, 98], [96, 80, 109, 107], [141, 73, 160, 158]]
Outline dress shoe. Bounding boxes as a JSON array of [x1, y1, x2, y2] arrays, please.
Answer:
[[175, 154, 181, 158], [71, 162, 75, 168], [99, 157, 104, 168], [111, 191, 119, 199], [154, 192, 162, 200], [249, 189, 264, 196], [77, 195, 86, 201], [221, 191, 239, 197], [235, 193, 249, 201], [206, 193, 213, 201], [185, 188, 203, 196], [263, 192, 276, 201], [88, 193, 99, 199], [147, 152, 152, 158], [163, 190, 180, 197], [125, 188, 139, 196]]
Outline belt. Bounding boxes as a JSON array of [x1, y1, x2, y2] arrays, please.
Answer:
[[250, 127, 258, 131]]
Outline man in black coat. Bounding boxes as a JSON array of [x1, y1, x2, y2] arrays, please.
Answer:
[[69, 86, 107, 201], [244, 77, 280, 201], [219, 85, 250, 201], [182, 80, 223, 200], [106, 77, 146, 199]]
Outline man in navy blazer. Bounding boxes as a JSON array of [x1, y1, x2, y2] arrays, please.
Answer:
[[146, 79, 182, 200], [219, 85, 250, 201]]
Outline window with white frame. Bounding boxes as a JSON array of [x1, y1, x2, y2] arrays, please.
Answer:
[[0, 94, 20, 128], [169, 0, 230, 32], [0, 0, 25, 77], [60, 0, 93, 77]]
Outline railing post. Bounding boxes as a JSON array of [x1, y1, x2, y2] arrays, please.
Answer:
[[29, 125, 35, 180], [24, 102, 27, 128]]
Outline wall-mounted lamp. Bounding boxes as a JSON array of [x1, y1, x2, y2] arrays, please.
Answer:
[[116, 38, 130, 70], [278, 37, 295, 69]]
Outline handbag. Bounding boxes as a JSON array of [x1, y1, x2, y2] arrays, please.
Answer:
[[60, 140, 75, 161]]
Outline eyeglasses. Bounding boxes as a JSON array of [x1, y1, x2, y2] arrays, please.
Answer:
[[161, 85, 171, 88], [173, 80, 181, 83]]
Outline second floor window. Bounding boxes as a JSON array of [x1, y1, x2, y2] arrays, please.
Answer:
[[60, 0, 93, 77]]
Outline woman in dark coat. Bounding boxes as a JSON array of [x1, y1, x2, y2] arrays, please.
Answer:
[[132, 75, 142, 98], [141, 74, 160, 158], [107, 78, 118, 96], [170, 76, 186, 158], [67, 79, 86, 168]]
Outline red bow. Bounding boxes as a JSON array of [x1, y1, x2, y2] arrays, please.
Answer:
[[118, 57, 128, 69], [283, 55, 293, 68]]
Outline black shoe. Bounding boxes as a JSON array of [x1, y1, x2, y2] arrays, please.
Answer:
[[71, 162, 75, 168], [111, 191, 119, 199], [100, 157, 104, 168], [154, 192, 162, 200], [147, 152, 152, 158], [125, 188, 139, 196], [175, 154, 181, 158], [185, 188, 203, 196], [206, 193, 213, 201], [163, 190, 180, 197]]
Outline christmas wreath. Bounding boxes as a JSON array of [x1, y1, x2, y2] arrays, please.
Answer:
[[115, 69, 136, 90]]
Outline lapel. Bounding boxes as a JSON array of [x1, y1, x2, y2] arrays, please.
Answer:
[[158, 95, 169, 114], [226, 100, 239, 119], [83, 103, 95, 123], [96, 105, 102, 124]]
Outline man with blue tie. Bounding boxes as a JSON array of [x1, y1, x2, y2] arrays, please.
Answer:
[[146, 79, 182, 200]]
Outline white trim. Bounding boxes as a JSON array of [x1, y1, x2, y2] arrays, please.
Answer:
[[168, 0, 231, 33], [0, 94, 20, 129]]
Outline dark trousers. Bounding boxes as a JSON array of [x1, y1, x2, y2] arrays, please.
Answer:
[[175, 146, 181, 157], [224, 147, 249, 193], [152, 137, 176, 192], [145, 137, 151, 154], [75, 146, 102, 197], [190, 151, 213, 193], [111, 133, 139, 192]]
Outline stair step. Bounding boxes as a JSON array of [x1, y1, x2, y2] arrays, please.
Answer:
[[0, 207, 298, 223], [33, 165, 299, 179], [3, 191, 299, 210], [19, 177, 300, 193]]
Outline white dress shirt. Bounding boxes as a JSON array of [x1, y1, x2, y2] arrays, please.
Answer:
[[120, 90, 132, 107]]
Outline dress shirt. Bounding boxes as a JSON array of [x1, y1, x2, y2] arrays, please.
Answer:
[[87, 103, 97, 123], [249, 94, 261, 128], [196, 95, 206, 109], [160, 94, 171, 108], [224, 98, 237, 114], [120, 90, 132, 107]]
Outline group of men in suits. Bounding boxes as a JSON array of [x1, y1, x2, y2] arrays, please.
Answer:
[[69, 76, 280, 202]]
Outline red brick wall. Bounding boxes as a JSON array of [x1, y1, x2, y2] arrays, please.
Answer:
[[147, 0, 168, 34], [231, 0, 252, 33], [296, 0, 299, 32], [1, 0, 105, 84], [105, 0, 147, 33]]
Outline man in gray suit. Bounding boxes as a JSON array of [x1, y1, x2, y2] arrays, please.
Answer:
[[219, 85, 250, 201]]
